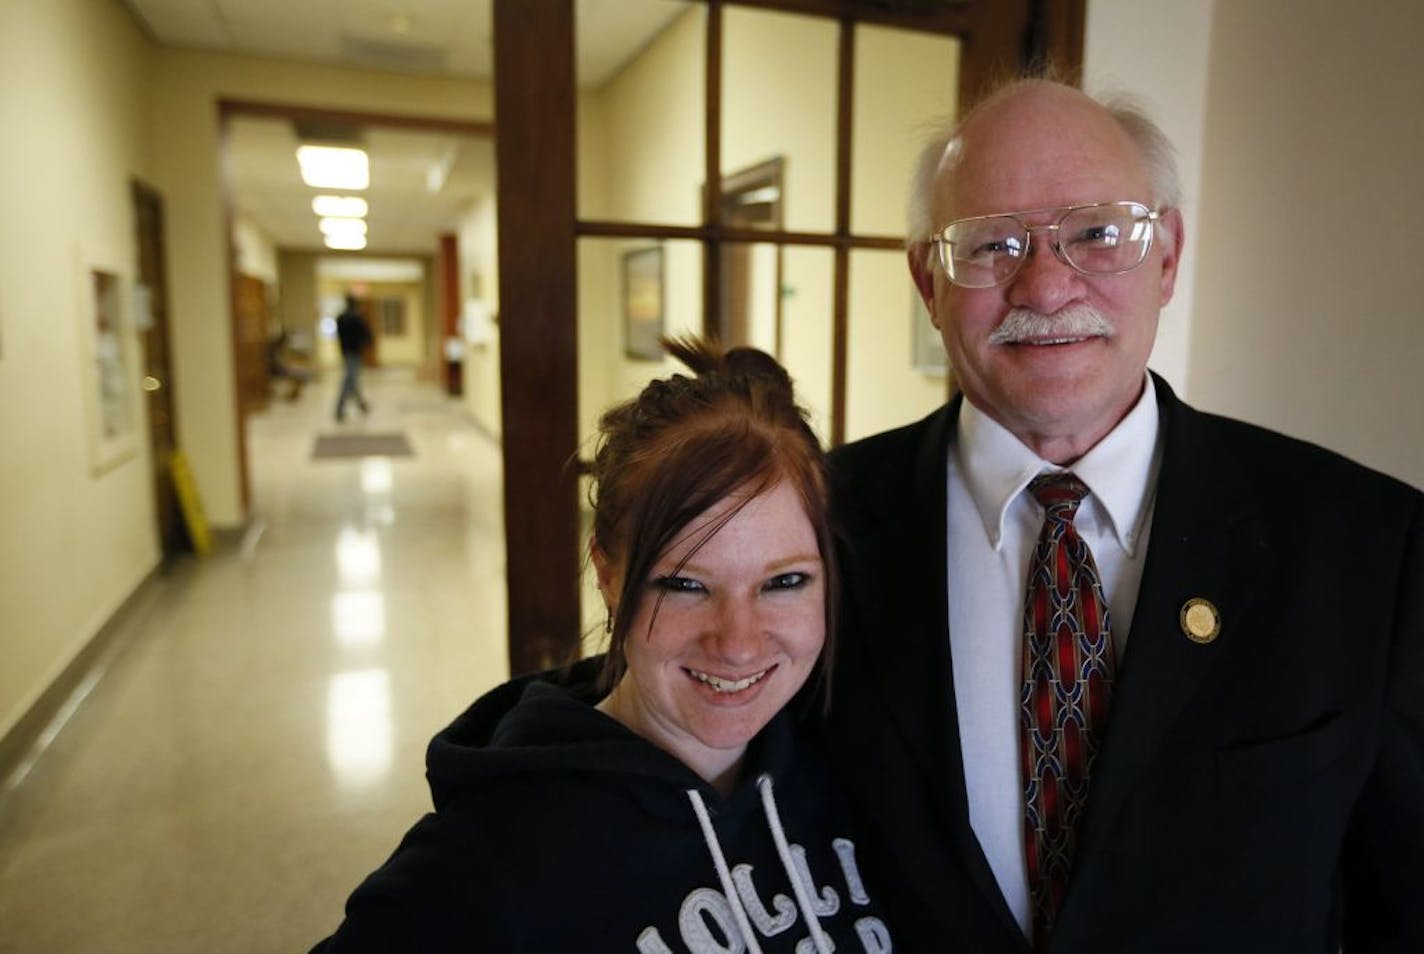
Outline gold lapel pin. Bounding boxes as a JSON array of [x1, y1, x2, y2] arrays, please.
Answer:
[[1180, 598, 1221, 644]]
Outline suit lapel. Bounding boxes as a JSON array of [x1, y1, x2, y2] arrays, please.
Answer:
[[1074, 378, 1268, 854], [842, 400, 1027, 943], [843, 404, 962, 804]]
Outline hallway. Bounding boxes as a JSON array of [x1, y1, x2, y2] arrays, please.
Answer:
[[0, 370, 510, 952]]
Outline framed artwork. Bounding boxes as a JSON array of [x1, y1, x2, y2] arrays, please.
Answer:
[[77, 251, 140, 474], [622, 246, 664, 361], [911, 284, 948, 375]]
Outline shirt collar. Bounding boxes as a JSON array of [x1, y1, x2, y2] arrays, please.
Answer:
[[954, 374, 1161, 554]]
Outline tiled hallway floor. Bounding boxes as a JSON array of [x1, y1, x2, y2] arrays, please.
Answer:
[[0, 369, 511, 952]]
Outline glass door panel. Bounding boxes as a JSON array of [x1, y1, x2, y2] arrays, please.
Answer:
[[576, 2, 704, 226], [721, 7, 838, 234], [576, 236, 704, 452], [844, 248, 947, 443], [851, 25, 960, 237], [719, 241, 782, 353], [779, 246, 836, 445]]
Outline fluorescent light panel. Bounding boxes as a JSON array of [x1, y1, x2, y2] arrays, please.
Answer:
[[312, 195, 369, 218], [324, 234, 368, 251], [297, 146, 369, 190], [319, 217, 368, 238]]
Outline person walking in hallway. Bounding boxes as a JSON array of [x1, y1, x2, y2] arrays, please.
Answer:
[[824, 76, 1424, 952], [334, 292, 371, 421]]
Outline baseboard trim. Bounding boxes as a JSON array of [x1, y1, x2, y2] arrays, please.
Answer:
[[0, 561, 166, 797]]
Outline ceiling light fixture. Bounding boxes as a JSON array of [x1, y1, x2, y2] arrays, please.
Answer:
[[319, 217, 368, 237], [320, 217, 368, 251], [297, 145, 370, 190], [324, 234, 368, 251], [312, 195, 369, 218]]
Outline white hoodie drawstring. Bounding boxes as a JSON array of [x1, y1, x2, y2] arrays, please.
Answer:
[[686, 776, 834, 954], [757, 774, 833, 954], [688, 788, 764, 954]]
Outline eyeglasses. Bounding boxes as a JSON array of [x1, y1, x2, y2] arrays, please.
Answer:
[[931, 201, 1163, 289]]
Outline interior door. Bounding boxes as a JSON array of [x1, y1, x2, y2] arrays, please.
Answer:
[[131, 180, 187, 557]]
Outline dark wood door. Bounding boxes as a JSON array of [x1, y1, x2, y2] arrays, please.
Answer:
[[131, 180, 187, 558]]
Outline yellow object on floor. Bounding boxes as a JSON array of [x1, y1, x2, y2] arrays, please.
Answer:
[[169, 450, 212, 556]]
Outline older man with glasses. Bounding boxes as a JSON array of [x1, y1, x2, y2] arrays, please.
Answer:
[[825, 77, 1424, 953]]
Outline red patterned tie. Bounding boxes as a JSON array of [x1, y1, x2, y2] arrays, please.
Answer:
[[1020, 473, 1116, 949]]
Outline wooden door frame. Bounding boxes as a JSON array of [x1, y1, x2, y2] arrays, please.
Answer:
[[715, 157, 785, 353], [494, 0, 1085, 675], [131, 178, 185, 558], [494, 0, 582, 675]]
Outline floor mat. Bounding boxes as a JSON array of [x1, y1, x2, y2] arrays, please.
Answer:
[[312, 433, 414, 459]]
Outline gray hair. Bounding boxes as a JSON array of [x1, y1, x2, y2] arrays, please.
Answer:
[[905, 80, 1182, 245]]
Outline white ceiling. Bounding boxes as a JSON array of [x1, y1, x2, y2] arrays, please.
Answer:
[[225, 115, 493, 252], [126, 0, 689, 254], [124, 0, 688, 87]]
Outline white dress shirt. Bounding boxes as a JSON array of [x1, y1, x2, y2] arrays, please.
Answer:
[[945, 375, 1163, 938]]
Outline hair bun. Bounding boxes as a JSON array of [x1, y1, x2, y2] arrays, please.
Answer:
[[723, 346, 793, 392], [661, 335, 793, 396]]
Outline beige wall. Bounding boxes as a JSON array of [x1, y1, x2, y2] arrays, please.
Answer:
[[458, 196, 501, 437], [277, 250, 320, 347], [232, 214, 279, 286], [576, 8, 707, 453], [1187, 0, 1423, 488], [147, 48, 493, 526], [0, 0, 158, 740], [842, 26, 960, 442], [1084, 0, 1214, 396], [1087, 0, 1422, 487]]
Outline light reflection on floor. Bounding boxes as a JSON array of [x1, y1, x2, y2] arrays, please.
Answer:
[[326, 669, 394, 790], [0, 368, 510, 952]]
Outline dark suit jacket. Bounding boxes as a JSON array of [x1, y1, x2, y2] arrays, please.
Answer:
[[825, 375, 1424, 952]]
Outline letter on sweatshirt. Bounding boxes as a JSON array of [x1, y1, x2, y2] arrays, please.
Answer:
[[832, 839, 871, 907], [732, 863, 797, 936]]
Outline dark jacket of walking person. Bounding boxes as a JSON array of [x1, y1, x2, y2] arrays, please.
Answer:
[[334, 293, 370, 421]]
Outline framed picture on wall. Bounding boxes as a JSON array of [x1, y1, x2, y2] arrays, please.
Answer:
[[622, 246, 664, 361], [76, 249, 140, 474]]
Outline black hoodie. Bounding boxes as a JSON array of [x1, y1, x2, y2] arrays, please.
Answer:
[[312, 675, 894, 953]]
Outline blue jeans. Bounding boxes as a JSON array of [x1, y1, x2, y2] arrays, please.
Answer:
[[335, 352, 368, 419]]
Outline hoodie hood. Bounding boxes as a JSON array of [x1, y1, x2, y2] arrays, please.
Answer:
[[426, 664, 797, 814], [320, 665, 892, 953]]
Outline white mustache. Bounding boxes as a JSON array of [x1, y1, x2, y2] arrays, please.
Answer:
[[987, 305, 1114, 345]]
